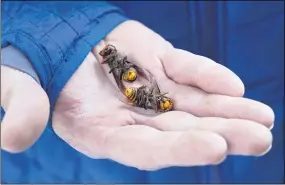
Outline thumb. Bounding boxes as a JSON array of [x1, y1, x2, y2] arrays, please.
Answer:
[[1, 66, 50, 153]]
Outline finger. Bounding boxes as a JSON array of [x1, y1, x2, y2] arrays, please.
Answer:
[[132, 111, 273, 156], [159, 48, 245, 97], [1, 66, 50, 153], [100, 125, 227, 170], [170, 85, 274, 128], [153, 77, 274, 127]]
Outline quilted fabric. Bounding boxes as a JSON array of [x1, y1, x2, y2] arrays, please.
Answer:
[[1, 1, 128, 110]]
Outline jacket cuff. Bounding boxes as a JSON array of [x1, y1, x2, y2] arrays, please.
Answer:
[[2, 10, 128, 112], [47, 12, 129, 110], [1, 45, 41, 84]]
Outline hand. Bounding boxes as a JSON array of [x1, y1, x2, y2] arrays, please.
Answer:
[[51, 21, 274, 170], [1, 66, 50, 152]]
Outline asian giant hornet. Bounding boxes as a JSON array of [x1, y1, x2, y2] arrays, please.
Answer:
[[123, 85, 173, 113], [99, 44, 137, 82], [99, 44, 174, 113]]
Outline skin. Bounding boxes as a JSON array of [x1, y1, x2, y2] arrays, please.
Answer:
[[1, 20, 274, 171]]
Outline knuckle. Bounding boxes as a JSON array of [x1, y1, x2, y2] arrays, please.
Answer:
[[1, 130, 30, 153], [1, 146, 24, 154]]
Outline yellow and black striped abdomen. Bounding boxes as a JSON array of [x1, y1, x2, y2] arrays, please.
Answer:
[[125, 87, 137, 103]]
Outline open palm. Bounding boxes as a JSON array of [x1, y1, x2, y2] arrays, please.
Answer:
[[51, 21, 274, 171]]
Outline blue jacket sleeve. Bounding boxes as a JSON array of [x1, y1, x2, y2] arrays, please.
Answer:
[[1, 1, 129, 110], [1, 45, 40, 84]]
